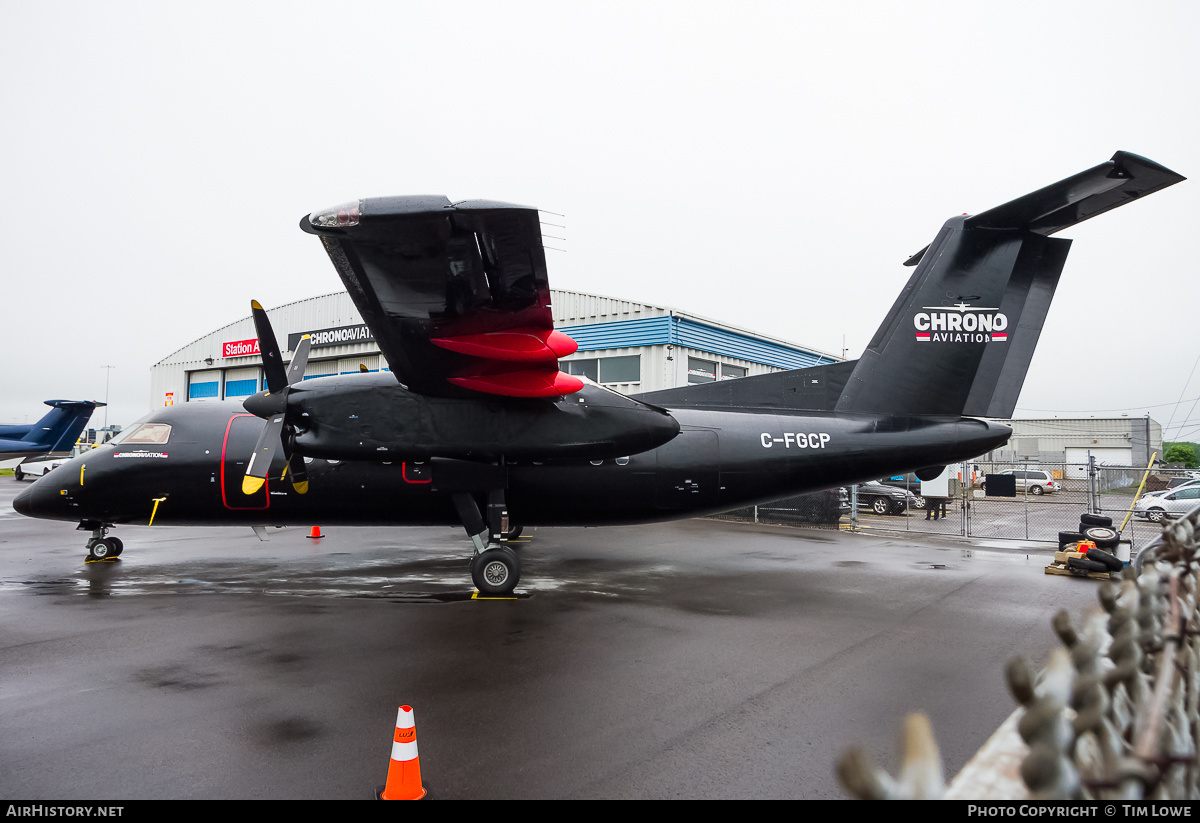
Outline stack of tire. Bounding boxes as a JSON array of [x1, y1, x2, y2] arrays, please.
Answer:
[[1058, 513, 1123, 576]]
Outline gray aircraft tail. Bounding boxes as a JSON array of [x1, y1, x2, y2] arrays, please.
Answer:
[[638, 151, 1183, 417]]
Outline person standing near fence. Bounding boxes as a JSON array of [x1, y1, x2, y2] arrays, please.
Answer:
[[925, 497, 948, 520], [921, 468, 952, 521]]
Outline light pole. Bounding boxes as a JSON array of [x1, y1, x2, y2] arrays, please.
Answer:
[[102, 365, 115, 429]]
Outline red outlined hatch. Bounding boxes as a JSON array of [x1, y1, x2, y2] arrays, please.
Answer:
[[221, 414, 270, 510]]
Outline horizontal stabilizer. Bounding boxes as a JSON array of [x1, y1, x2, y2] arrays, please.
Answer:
[[0, 400, 103, 458], [966, 151, 1184, 236]]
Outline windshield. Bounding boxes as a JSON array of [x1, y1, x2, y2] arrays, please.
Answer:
[[114, 422, 172, 445]]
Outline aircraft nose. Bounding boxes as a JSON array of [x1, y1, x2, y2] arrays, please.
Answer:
[[12, 477, 71, 521], [13, 483, 35, 517]]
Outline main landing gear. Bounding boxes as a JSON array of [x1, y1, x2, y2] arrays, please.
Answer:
[[451, 491, 521, 596], [80, 522, 123, 562]]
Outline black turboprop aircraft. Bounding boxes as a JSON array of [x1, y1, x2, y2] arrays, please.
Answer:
[[14, 152, 1184, 594]]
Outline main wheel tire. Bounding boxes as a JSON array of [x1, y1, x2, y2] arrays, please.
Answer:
[[1030, 485, 1044, 495], [871, 498, 889, 515], [471, 546, 520, 595], [1147, 508, 1166, 523], [13, 466, 24, 481], [1080, 513, 1113, 529], [1081, 526, 1119, 550], [109, 538, 124, 557]]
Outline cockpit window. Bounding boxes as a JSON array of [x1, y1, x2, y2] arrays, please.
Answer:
[[117, 423, 172, 444]]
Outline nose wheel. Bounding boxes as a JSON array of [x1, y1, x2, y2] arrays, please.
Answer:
[[81, 523, 122, 562]]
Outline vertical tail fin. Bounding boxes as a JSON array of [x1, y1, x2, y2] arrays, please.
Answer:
[[835, 151, 1183, 418], [21, 400, 103, 453]]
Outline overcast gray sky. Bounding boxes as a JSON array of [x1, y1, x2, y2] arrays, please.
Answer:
[[3, 2, 1198, 442]]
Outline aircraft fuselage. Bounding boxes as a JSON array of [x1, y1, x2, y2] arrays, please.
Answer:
[[14, 391, 1010, 530]]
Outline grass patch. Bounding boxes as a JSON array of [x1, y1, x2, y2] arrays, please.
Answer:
[[0, 469, 13, 476]]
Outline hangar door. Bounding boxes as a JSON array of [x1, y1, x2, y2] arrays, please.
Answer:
[[303, 359, 338, 381], [188, 369, 223, 402], [224, 367, 261, 399], [339, 356, 380, 374]]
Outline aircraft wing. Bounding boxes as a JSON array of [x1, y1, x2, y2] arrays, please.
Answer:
[[300, 197, 581, 399]]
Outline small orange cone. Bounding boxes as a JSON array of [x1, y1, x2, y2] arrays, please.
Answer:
[[308, 526, 323, 539], [378, 705, 426, 800]]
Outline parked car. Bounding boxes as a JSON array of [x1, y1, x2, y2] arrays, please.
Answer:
[[856, 481, 920, 515], [1134, 486, 1200, 522], [1140, 477, 1200, 499], [878, 473, 926, 509], [12, 443, 94, 481], [980, 469, 1058, 495], [13, 456, 66, 481]]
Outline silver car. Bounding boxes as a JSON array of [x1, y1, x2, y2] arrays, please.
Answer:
[[1134, 486, 1200, 523], [980, 469, 1058, 495], [1140, 477, 1200, 499]]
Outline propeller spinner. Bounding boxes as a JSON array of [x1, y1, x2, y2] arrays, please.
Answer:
[[241, 300, 311, 495]]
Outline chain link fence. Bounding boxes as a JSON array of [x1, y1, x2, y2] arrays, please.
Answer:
[[714, 460, 1180, 550], [837, 505, 1200, 801], [709, 489, 847, 530]]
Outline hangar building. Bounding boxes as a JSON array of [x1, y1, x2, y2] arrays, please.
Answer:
[[978, 416, 1163, 477], [150, 290, 842, 406]]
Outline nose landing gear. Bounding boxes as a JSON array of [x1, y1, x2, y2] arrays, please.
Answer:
[[80, 522, 122, 562]]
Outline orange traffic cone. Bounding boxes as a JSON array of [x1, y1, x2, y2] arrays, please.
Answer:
[[378, 705, 426, 800], [308, 526, 323, 539]]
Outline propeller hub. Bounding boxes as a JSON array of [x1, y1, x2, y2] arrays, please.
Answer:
[[243, 390, 286, 419]]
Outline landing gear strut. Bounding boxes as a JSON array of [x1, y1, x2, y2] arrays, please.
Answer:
[[80, 522, 122, 561], [452, 490, 521, 596]]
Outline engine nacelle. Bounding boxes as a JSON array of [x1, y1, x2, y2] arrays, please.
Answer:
[[288, 374, 680, 462]]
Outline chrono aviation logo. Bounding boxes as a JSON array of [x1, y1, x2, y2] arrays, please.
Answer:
[[914, 303, 1009, 343]]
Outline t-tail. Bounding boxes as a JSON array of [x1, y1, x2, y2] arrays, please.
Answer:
[[638, 151, 1184, 417], [835, 151, 1184, 417], [0, 400, 104, 458]]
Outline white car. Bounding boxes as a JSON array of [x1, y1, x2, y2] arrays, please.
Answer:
[[1135, 486, 1200, 523], [13, 456, 66, 481], [12, 443, 94, 481]]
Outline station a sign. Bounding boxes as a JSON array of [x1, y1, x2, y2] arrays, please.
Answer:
[[287, 324, 375, 351], [222, 338, 261, 358]]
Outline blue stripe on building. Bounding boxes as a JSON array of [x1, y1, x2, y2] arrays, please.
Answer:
[[557, 316, 833, 371]]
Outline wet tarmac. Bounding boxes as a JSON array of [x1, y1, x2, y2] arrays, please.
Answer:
[[0, 479, 1106, 799]]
